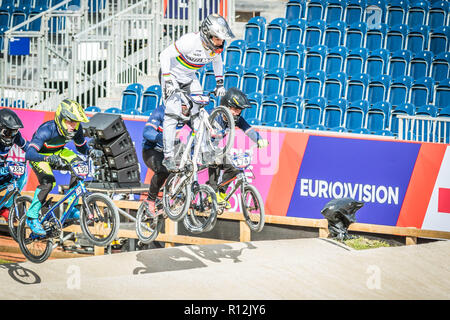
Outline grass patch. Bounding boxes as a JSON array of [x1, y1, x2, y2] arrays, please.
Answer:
[[342, 236, 391, 250]]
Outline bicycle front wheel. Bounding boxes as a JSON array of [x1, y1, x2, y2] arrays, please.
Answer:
[[80, 193, 119, 247], [9, 195, 32, 242], [241, 184, 265, 232], [135, 202, 163, 244], [163, 173, 191, 222], [17, 215, 53, 264], [207, 106, 235, 159], [183, 184, 218, 234]]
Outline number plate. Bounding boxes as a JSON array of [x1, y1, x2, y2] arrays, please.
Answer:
[[73, 163, 89, 177], [9, 164, 25, 176]]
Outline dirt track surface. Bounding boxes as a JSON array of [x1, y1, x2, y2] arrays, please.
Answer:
[[0, 238, 449, 300]]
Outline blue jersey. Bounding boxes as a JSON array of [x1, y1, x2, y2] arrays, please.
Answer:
[[26, 120, 89, 162], [142, 105, 185, 151], [0, 131, 29, 161]]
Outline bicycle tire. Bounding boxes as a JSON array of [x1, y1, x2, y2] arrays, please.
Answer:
[[135, 202, 163, 244], [8, 195, 32, 242], [183, 184, 218, 234], [207, 106, 235, 159], [80, 193, 119, 247], [163, 173, 191, 222], [241, 184, 265, 232], [17, 215, 53, 264]]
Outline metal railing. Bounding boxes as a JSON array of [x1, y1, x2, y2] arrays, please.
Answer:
[[397, 114, 450, 144], [0, 0, 235, 110]]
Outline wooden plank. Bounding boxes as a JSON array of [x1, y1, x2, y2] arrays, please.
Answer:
[[239, 221, 251, 242]]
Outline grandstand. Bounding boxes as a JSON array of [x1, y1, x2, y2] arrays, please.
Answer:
[[0, 0, 449, 143]]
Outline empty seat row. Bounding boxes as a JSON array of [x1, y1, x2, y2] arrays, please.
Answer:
[[285, 0, 449, 29], [245, 16, 450, 56]]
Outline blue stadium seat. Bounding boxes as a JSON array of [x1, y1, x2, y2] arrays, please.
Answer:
[[263, 42, 285, 71], [224, 39, 246, 67], [121, 83, 144, 111], [386, 0, 408, 26], [11, 10, 27, 31], [325, 0, 346, 23], [305, 44, 327, 73], [85, 106, 101, 113], [306, 0, 325, 22], [386, 24, 408, 52], [282, 69, 305, 97], [303, 70, 326, 101], [280, 96, 303, 126], [344, 0, 366, 25], [105, 107, 121, 114], [366, 101, 391, 132], [345, 73, 369, 103], [365, 23, 387, 52], [302, 96, 326, 127], [437, 106, 450, 143], [431, 52, 450, 84], [388, 49, 412, 78], [406, 25, 430, 55], [244, 16, 266, 43], [388, 75, 413, 108], [367, 74, 391, 105], [406, 0, 429, 27], [285, 18, 306, 46], [323, 20, 346, 48], [287, 122, 306, 129], [323, 98, 347, 128], [429, 26, 450, 55], [243, 92, 263, 120], [390, 102, 415, 136], [202, 65, 216, 93], [304, 19, 326, 49], [34, 0, 49, 9], [344, 22, 367, 50], [266, 18, 288, 45], [409, 50, 433, 80], [142, 85, 162, 113], [366, 48, 389, 77], [409, 77, 435, 108], [415, 104, 438, 141], [241, 66, 264, 94], [243, 41, 265, 69], [285, 0, 305, 22], [345, 47, 368, 77], [434, 78, 450, 109], [323, 71, 347, 101], [282, 43, 305, 70], [344, 99, 369, 131], [260, 94, 284, 125], [224, 64, 244, 89], [428, 1, 449, 29], [324, 46, 348, 74], [27, 10, 44, 31], [0, 10, 10, 33], [262, 67, 285, 96], [372, 129, 394, 137]]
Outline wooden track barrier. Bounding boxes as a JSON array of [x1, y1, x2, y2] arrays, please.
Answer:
[[18, 192, 450, 255]]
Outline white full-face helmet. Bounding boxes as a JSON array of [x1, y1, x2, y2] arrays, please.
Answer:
[[200, 14, 235, 53]]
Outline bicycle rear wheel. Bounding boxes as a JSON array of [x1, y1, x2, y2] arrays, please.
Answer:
[[163, 173, 191, 222], [17, 215, 53, 264], [135, 202, 163, 244], [241, 184, 265, 232], [183, 184, 218, 234], [8, 195, 32, 242], [80, 193, 119, 247], [207, 106, 235, 159]]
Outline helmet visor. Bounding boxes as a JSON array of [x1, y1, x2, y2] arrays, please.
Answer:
[[0, 128, 18, 141]]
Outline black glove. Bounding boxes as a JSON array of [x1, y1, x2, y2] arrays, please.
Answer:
[[45, 154, 66, 168], [89, 148, 104, 159]]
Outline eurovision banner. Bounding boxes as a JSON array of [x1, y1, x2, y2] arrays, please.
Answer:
[[4, 108, 450, 232]]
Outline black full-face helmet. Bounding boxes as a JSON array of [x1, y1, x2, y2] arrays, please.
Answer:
[[200, 14, 235, 53], [219, 87, 251, 121], [0, 108, 24, 146]]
